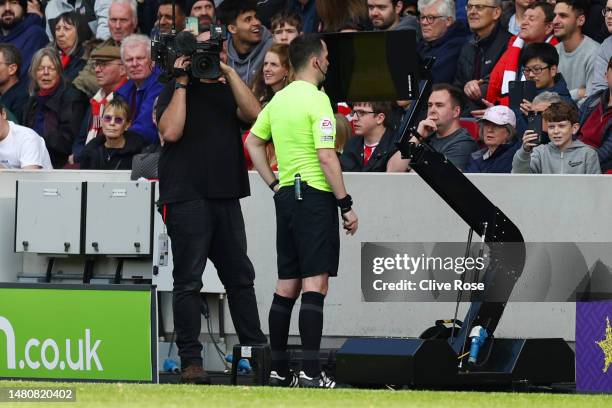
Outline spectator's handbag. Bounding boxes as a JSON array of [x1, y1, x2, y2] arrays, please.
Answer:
[[131, 145, 161, 180]]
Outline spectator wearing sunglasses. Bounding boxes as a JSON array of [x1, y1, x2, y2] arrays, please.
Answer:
[[79, 97, 144, 169]]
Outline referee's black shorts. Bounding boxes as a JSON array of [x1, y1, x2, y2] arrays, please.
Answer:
[[273, 183, 340, 279]]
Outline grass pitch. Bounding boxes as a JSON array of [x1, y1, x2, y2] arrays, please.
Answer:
[[0, 381, 611, 408]]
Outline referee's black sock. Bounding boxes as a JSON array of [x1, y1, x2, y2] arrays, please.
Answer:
[[269, 293, 296, 377], [299, 291, 325, 378]]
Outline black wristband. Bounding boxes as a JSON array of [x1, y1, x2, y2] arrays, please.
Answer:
[[340, 206, 352, 215], [174, 82, 187, 90], [337, 194, 353, 213], [269, 179, 279, 191]]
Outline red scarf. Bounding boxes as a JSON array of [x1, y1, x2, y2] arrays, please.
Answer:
[[501, 35, 558, 95], [59, 50, 71, 70], [37, 83, 60, 97]]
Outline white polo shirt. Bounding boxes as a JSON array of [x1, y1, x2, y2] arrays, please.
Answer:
[[0, 121, 52, 169]]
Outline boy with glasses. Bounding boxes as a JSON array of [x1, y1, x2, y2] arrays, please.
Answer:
[[340, 101, 398, 172], [512, 42, 574, 135], [512, 100, 600, 173]]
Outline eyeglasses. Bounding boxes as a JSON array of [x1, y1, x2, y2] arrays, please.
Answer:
[[602, 7, 612, 16], [351, 109, 377, 118], [93, 60, 122, 69], [36, 65, 57, 73], [102, 115, 126, 125], [418, 15, 446, 24], [523, 65, 550, 75], [465, 4, 498, 12]]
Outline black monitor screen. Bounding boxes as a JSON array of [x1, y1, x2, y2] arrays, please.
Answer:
[[322, 30, 420, 103]]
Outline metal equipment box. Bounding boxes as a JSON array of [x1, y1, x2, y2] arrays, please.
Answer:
[[84, 181, 154, 256], [15, 181, 84, 254]]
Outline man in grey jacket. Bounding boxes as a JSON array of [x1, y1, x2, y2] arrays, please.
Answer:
[[512, 101, 600, 173], [218, 0, 273, 86]]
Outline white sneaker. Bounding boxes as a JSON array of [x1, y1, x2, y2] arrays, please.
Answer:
[[298, 370, 336, 388], [269, 370, 299, 387]]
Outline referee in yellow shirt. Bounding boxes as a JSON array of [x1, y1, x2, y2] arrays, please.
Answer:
[[246, 34, 358, 389]]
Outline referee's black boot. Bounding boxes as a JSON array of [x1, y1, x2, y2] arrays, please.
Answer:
[[180, 364, 212, 385], [269, 369, 299, 387]]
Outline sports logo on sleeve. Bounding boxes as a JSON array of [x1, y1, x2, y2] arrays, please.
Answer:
[[319, 118, 335, 142]]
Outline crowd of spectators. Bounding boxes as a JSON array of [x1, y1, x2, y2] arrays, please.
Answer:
[[0, 0, 608, 175]]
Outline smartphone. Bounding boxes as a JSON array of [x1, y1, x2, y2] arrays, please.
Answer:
[[526, 112, 542, 145], [186, 17, 199, 35], [509, 80, 537, 109]]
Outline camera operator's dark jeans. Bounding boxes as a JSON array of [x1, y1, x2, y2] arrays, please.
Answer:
[[165, 198, 267, 368]]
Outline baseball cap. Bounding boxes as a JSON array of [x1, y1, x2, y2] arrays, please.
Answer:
[[480, 105, 516, 128]]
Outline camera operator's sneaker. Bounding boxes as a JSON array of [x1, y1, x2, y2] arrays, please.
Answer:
[[269, 370, 299, 387], [298, 370, 336, 388]]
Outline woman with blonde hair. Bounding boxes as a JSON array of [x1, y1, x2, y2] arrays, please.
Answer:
[[252, 43, 292, 104], [245, 43, 294, 170], [80, 98, 145, 170]]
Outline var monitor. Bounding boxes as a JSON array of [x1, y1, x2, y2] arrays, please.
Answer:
[[322, 29, 420, 103]]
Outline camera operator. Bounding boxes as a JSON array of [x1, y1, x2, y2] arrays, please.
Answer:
[[156, 30, 267, 385]]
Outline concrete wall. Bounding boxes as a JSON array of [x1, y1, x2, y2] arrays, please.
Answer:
[[1, 170, 610, 342]]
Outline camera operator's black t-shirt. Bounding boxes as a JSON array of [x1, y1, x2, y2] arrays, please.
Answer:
[[156, 79, 250, 203]]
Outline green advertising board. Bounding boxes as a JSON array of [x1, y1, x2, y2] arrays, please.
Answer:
[[0, 284, 157, 382]]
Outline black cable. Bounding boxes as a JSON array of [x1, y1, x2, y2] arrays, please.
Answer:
[[167, 330, 175, 357], [200, 295, 230, 369], [206, 316, 230, 369]]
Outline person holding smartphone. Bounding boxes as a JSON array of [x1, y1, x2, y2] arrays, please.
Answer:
[[512, 101, 600, 173]]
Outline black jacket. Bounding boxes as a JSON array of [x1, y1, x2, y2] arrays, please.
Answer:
[[0, 80, 29, 124], [80, 131, 145, 170], [23, 80, 89, 168], [417, 21, 470, 84], [454, 22, 512, 112], [340, 128, 398, 172]]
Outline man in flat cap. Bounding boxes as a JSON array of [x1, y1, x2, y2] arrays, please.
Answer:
[[73, 44, 127, 162]]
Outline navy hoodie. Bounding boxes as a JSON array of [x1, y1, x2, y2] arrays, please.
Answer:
[[0, 14, 49, 81]]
